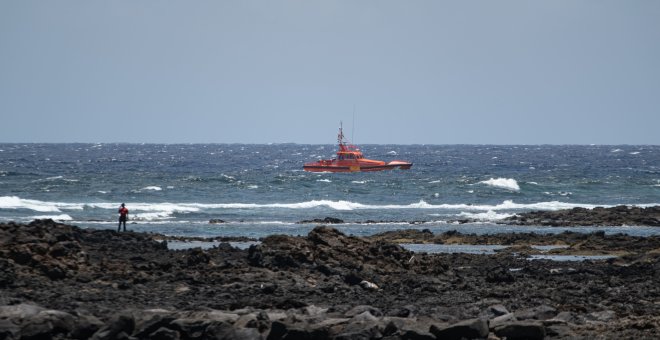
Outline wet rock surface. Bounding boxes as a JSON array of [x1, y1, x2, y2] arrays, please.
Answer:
[[297, 217, 345, 224], [503, 205, 660, 226], [1, 219, 659, 339], [369, 228, 660, 257]]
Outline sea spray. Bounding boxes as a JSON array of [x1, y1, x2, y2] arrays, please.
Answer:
[[479, 178, 520, 191]]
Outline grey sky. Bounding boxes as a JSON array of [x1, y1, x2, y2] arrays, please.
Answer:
[[1, 1, 659, 144]]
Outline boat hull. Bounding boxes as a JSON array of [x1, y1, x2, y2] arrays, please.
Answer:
[[303, 161, 412, 173]]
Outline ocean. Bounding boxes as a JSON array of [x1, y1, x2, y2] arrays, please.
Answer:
[[1, 144, 658, 238]]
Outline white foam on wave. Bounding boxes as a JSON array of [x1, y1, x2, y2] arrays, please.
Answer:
[[142, 186, 162, 191], [3, 196, 658, 222], [229, 221, 290, 225], [479, 178, 520, 191], [35, 176, 62, 182], [0, 196, 69, 212], [630, 152, 640, 155], [430, 200, 582, 211], [317, 179, 332, 183], [0, 196, 608, 214], [0, 197, 205, 221], [214, 199, 545, 212], [124, 203, 202, 221], [132, 211, 174, 221], [202, 200, 367, 211], [611, 149, 623, 153], [458, 210, 514, 221], [32, 176, 79, 183]]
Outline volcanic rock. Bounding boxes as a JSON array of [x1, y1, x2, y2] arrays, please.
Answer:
[[0, 220, 659, 339], [297, 217, 345, 224], [504, 205, 660, 227]]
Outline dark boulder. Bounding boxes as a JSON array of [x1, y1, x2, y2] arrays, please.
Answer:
[[148, 327, 180, 340], [485, 267, 515, 283], [91, 314, 135, 340], [70, 314, 104, 340], [0, 259, 17, 287], [429, 318, 489, 340], [297, 217, 344, 224], [20, 318, 54, 340], [493, 321, 546, 340], [186, 248, 211, 266], [399, 328, 436, 340], [0, 319, 19, 340], [134, 314, 177, 339]]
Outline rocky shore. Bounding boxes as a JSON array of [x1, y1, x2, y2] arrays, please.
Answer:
[[1, 219, 659, 339], [294, 205, 660, 227], [503, 205, 660, 227]]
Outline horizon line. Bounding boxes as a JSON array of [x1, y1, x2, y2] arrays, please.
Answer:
[[0, 141, 658, 147]]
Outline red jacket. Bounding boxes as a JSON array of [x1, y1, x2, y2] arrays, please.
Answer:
[[119, 207, 129, 217]]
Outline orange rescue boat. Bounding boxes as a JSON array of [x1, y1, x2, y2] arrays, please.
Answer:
[[303, 123, 412, 172]]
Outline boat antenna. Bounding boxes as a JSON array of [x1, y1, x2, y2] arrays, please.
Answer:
[[351, 105, 355, 145]]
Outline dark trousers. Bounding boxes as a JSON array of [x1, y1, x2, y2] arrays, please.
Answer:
[[118, 217, 127, 231]]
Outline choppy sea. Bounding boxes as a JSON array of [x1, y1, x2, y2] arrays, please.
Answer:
[[1, 144, 658, 238]]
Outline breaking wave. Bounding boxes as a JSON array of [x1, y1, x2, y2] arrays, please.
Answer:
[[458, 210, 515, 221], [0, 196, 79, 212], [2, 194, 659, 224], [479, 178, 520, 191], [5, 196, 657, 217]]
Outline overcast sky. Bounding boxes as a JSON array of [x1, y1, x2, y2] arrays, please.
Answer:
[[1, 1, 659, 144]]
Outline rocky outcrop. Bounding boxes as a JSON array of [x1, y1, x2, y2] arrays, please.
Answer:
[[369, 228, 660, 258], [297, 217, 345, 224], [0, 219, 659, 339], [504, 205, 660, 226], [0, 303, 548, 340]]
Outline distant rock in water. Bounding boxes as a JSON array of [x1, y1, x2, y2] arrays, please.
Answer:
[[297, 217, 344, 224], [504, 205, 660, 227], [209, 219, 226, 224]]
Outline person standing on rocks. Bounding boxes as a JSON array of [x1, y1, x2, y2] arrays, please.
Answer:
[[118, 203, 129, 232]]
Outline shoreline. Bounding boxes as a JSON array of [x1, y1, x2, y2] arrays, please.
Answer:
[[502, 205, 660, 227], [1, 219, 659, 339]]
